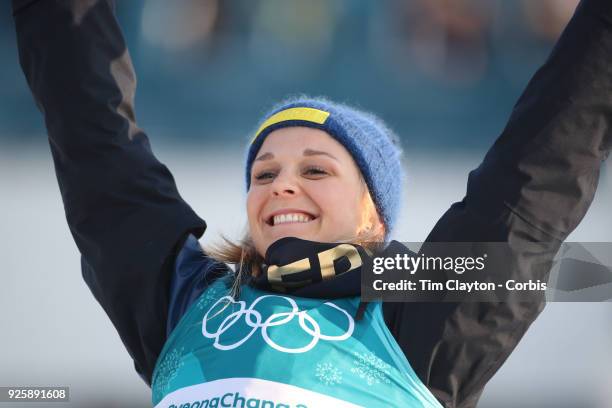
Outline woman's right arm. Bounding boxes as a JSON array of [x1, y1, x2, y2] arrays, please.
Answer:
[[13, 0, 206, 384]]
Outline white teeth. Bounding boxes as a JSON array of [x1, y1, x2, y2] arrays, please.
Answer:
[[272, 213, 313, 225]]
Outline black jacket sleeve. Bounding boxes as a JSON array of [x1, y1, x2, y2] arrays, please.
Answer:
[[13, 0, 207, 385], [383, 0, 612, 407]]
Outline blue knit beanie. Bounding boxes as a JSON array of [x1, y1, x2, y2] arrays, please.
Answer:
[[245, 96, 404, 238]]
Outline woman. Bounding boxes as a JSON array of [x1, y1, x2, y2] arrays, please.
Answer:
[[157, 99, 438, 407], [12, 0, 612, 407]]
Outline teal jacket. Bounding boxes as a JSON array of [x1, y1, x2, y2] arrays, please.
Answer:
[[155, 251, 442, 407]]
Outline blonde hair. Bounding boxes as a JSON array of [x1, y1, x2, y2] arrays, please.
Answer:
[[204, 179, 386, 298]]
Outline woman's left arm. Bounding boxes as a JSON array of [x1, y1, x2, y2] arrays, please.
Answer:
[[383, 0, 612, 407]]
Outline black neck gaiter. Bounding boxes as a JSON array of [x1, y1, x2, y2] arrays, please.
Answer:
[[250, 237, 373, 298]]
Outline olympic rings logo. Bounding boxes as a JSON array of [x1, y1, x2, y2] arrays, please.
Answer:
[[201, 295, 354, 353]]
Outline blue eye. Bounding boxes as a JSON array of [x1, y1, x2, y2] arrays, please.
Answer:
[[254, 171, 276, 181], [303, 166, 328, 176]]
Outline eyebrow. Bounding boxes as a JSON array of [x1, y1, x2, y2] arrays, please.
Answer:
[[254, 149, 339, 162], [254, 152, 274, 162], [303, 148, 339, 161]]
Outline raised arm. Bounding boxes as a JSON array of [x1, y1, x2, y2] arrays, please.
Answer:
[[383, 0, 612, 406], [13, 0, 206, 384]]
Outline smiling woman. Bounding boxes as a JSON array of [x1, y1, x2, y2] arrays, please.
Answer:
[[208, 102, 391, 280], [248, 127, 381, 252], [12, 0, 612, 407], [167, 98, 439, 407]]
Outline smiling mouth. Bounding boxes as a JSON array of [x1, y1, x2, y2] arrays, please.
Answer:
[[266, 212, 316, 226]]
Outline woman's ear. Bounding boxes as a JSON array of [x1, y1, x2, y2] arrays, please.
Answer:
[[358, 190, 385, 240]]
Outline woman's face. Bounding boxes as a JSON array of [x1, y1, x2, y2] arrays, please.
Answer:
[[247, 127, 372, 257]]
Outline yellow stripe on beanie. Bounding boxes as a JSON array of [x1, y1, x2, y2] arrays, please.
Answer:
[[251, 107, 330, 144]]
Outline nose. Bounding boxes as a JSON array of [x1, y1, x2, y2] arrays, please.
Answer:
[[271, 172, 298, 197]]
